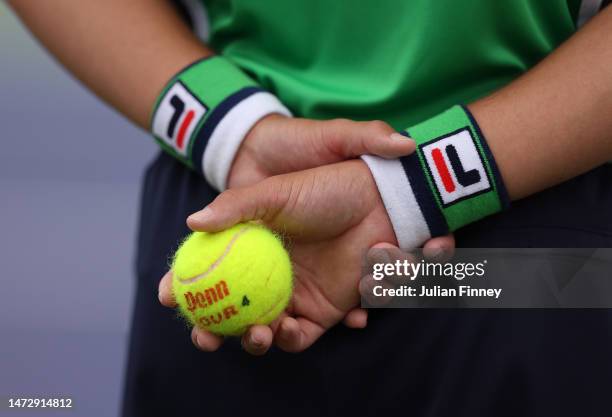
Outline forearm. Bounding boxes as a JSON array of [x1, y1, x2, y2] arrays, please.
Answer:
[[8, 0, 292, 190], [364, 8, 612, 248], [8, 0, 212, 128], [471, 6, 612, 201]]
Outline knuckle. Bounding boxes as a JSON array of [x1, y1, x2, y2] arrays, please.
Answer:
[[218, 188, 239, 203], [266, 178, 289, 211], [368, 120, 393, 135], [327, 118, 353, 135]]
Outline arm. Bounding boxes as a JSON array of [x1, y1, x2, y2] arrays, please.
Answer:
[[473, 6, 612, 200], [9, 0, 415, 190], [9, 0, 210, 128], [365, 7, 612, 249], [10, 0, 436, 353], [164, 8, 612, 354]]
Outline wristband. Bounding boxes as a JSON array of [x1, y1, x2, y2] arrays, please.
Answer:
[[363, 105, 509, 249], [150, 56, 291, 190]]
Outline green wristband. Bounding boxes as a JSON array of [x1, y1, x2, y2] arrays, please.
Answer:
[[150, 56, 291, 190], [362, 105, 509, 249], [405, 105, 509, 232]]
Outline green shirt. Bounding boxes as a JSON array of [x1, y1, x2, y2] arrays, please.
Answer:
[[203, 0, 581, 128]]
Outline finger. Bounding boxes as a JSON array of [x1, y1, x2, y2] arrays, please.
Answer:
[[366, 243, 393, 266], [191, 327, 224, 352], [241, 325, 274, 356], [186, 179, 283, 232], [423, 234, 456, 262], [367, 242, 413, 268], [343, 308, 368, 329], [158, 271, 176, 308], [322, 119, 416, 159], [274, 316, 325, 353], [359, 273, 394, 307]]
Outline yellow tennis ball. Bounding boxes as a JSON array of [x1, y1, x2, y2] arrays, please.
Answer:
[[171, 223, 293, 336]]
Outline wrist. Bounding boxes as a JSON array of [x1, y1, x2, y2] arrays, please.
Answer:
[[363, 105, 509, 249], [150, 55, 291, 191], [226, 114, 290, 189], [239, 113, 290, 159]]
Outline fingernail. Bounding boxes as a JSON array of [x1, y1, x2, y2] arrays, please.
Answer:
[[193, 332, 202, 348], [195, 333, 207, 350], [390, 133, 411, 141], [188, 207, 212, 224], [249, 334, 263, 348]]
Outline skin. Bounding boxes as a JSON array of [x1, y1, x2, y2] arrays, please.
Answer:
[[165, 7, 612, 354], [7, 0, 453, 353], [11, 1, 612, 354], [6, 0, 419, 174], [163, 160, 395, 353]]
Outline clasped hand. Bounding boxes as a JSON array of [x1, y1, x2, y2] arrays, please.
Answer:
[[158, 115, 454, 354]]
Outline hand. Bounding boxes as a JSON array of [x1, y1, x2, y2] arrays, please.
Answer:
[[227, 115, 415, 188], [160, 158, 456, 354], [161, 160, 396, 354], [231, 114, 456, 319], [224, 115, 415, 340]]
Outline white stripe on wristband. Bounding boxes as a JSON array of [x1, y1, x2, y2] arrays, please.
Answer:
[[362, 155, 432, 249], [202, 91, 292, 191]]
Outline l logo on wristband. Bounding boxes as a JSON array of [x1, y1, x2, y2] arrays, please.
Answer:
[[152, 82, 208, 156], [421, 128, 491, 207]]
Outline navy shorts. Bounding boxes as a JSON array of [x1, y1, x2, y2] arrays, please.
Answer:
[[122, 152, 612, 417]]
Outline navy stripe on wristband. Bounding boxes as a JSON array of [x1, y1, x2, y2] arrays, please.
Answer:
[[461, 105, 510, 209], [190, 86, 263, 174], [400, 131, 449, 238]]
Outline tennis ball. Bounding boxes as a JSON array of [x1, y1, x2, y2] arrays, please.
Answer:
[[171, 223, 292, 336]]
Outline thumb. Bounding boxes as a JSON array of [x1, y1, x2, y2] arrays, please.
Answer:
[[186, 178, 284, 232], [321, 119, 416, 159]]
